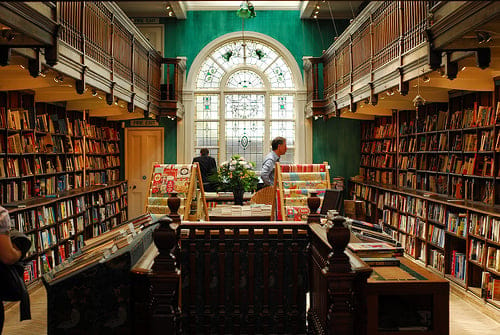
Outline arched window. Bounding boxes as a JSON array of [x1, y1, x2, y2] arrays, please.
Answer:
[[190, 34, 302, 170]]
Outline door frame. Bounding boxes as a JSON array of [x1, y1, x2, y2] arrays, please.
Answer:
[[124, 127, 164, 217]]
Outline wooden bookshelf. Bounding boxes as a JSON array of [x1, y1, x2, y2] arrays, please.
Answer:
[[362, 93, 498, 206], [350, 178, 500, 309], [0, 90, 128, 284]]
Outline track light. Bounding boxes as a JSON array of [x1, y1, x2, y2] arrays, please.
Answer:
[[54, 74, 64, 83], [476, 31, 491, 44]]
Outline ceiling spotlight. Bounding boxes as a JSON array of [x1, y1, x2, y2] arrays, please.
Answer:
[[422, 75, 430, 83], [168, 11, 174, 17], [114, 98, 119, 106], [19, 65, 25, 69], [54, 74, 64, 83], [313, 15, 318, 19], [476, 31, 491, 44], [166, 4, 171, 10], [91, 89, 98, 97]]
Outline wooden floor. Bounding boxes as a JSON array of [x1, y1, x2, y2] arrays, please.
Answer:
[[3, 280, 500, 334]]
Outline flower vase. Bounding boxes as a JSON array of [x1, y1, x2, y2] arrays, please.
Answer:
[[233, 188, 244, 205]]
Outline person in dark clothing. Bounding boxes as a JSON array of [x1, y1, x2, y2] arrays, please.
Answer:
[[192, 148, 218, 192], [0, 206, 22, 333]]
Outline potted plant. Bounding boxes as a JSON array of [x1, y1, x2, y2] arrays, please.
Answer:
[[214, 155, 259, 205]]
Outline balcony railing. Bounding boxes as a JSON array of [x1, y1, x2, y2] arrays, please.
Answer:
[[0, 2, 184, 118], [304, 1, 430, 116]]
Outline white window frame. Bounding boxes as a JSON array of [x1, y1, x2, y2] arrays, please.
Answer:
[[180, 31, 310, 166]]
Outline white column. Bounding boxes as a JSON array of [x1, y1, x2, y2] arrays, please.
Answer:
[[295, 89, 311, 163], [179, 90, 194, 163]]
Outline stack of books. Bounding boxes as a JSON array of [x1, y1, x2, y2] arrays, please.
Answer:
[[348, 242, 404, 266]]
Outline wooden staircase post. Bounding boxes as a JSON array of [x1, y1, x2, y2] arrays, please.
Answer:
[[150, 193, 181, 334]]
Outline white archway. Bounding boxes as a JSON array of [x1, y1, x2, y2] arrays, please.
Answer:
[[179, 31, 309, 166]]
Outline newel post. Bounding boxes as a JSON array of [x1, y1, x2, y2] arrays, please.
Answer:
[[150, 193, 181, 333]]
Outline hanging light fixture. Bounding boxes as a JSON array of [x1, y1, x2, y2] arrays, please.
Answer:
[[236, 1, 256, 64], [237, 1, 256, 19]]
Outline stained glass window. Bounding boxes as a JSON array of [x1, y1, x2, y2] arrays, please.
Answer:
[[194, 37, 296, 170], [225, 94, 265, 119], [227, 70, 264, 89]]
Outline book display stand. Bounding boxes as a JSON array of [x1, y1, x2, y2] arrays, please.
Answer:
[[42, 214, 156, 334], [144, 162, 209, 220], [273, 162, 331, 221]]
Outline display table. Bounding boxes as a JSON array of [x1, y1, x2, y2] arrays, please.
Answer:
[[366, 257, 449, 334], [208, 203, 272, 221]]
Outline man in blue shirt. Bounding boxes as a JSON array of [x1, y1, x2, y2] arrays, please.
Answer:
[[261, 137, 287, 186]]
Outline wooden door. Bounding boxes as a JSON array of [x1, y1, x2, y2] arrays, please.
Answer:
[[125, 128, 164, 219]]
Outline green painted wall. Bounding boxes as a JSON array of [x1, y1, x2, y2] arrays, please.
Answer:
[[156, 11, 357, 170], [312, 117, 361, 183], [162, 11, 347, 73]]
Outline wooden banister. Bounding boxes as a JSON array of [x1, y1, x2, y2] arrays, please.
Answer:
[[134, 193, 372, 334]]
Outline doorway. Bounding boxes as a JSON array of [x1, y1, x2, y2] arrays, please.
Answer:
[[125, 127, 164, 219]]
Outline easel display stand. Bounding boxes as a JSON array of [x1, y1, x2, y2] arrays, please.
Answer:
[[273, 162, 331, 221], [145, 163, 209, 220]]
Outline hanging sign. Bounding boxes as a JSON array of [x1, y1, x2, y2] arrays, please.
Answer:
[[131, 18, 160, 24], [130, 119, 159, 127]]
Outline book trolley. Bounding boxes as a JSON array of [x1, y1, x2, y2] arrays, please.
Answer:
[[273, 162, 331, 221], [144, 162, 209, 221]]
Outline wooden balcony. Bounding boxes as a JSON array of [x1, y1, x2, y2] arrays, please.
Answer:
[[305, 1, 500, 120], [0, 2, 184, 120]]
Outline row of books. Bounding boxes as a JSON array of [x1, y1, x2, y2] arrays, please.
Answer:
[[482, 272, 500, 301], [446, 212, 468, 237], [85, 155, 120, 169], [450, 250, 467, 282], [429, 249, 444, 272], [361, 120, 395, 139], [360, 154, 394, 168], [361, 139, 395, 153]]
